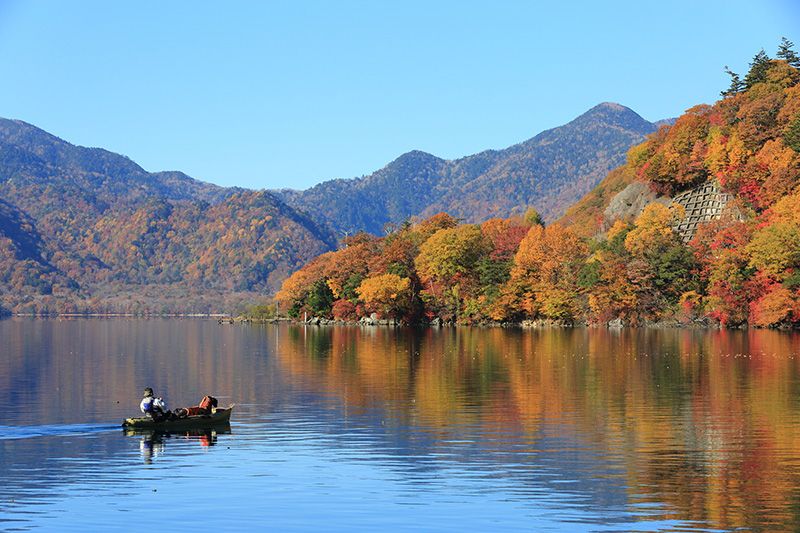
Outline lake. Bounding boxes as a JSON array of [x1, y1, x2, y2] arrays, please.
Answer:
[[2, 319, 800, 531]]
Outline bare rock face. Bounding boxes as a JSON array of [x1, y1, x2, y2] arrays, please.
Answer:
[[602, 181, 669, 229], [602, 179, 743, 242]]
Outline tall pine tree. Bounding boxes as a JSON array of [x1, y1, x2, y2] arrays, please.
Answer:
[[721, 66, 744, 96], [744, 49, 771, 89], [785, 114, 800, 152], [777, 37, 800, 68]]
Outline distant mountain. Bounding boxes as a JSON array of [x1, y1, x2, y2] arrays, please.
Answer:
[[276, 103, 661, 235], [0, 119, 336, 314], [653, 117, 678, 128]]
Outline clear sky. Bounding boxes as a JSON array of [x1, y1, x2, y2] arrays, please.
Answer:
[[0, 1, 797, 190]]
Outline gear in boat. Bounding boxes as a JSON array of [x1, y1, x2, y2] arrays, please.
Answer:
[[122, 388, 234, 429]]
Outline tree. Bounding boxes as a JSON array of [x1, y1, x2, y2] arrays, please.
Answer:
[[624, 203, 682, 257], [504, 224, 588, 320], [322, 235, 378, 298], [306, 279, 334, 317], [633, 106, 712, 194], [415, 224, 488, 320], [524, 207, 544, 227], [480, 217, 529, 261], [623, 203, 696, 316], [703, 223, 756, 326], [368, 231, 418, 278], [415, 225, 487, 283], [777, 37, 800, 68], [356, 273, 412, 319], [750, 283, 799, 327], [744, 49, 771, 89], [413, 213, 459, 241], [721, 66, 744, 97], [274, 254, 332, 313], [785, 114, 800, 152], [331, 299, 358, 320], [746, 192, 800, 279]]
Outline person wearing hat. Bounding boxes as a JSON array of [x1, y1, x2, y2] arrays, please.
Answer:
[[140, 387, 168, 421]]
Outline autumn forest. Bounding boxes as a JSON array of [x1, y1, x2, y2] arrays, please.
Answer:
[[277, 42, 800, 329]]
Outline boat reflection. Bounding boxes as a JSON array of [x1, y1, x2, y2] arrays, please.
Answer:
[[124, 424, 231, 464]]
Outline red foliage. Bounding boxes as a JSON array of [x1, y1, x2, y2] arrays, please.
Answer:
[[332, 299, 358, 320], [480, 218, 529, 262]]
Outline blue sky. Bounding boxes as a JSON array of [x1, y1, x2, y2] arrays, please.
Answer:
[[0, 1, 797, 190]]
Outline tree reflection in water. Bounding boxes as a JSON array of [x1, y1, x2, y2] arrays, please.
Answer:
[[276, 326, 800, 531]]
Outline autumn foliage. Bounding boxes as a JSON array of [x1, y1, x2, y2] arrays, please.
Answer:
[[277, 45, 800, 328]]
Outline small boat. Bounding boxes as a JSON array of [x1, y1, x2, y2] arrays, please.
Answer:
[[121, 404, 235, 430]]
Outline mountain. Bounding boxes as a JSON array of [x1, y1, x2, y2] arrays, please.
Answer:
[[276, 103, 661, 235], [0, 119, 336, 314]]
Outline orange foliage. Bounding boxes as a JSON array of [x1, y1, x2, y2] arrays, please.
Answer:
[[750, 284, 799, 327], [505, 224, 588, 320]]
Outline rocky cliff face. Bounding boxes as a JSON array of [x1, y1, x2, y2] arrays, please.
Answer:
[[600, 179, 742, 242], [603, 181, 670, 227]]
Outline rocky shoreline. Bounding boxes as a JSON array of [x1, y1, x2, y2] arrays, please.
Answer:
[[221, 313, 776, 330]]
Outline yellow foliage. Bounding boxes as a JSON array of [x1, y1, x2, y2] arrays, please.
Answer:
[[508, 224, 587, 320], [746, 221, 800, 279], [624, 203, 683, 256], [769, 189, 800, 225], [415, 225, 486, 283], [704, 128, 729, 174], [607, 220, 630, 242], [356, 273, 411, 317]]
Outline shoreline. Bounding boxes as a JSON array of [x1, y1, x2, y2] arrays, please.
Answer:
[[5, 313, 796, 331], [6, 313, 230, 319], [222, 315, 787, 331]]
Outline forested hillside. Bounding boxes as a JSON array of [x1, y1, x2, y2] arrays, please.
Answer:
[[0, 120, 336, 314], [277, 41, 800, 329], [276, 103, 661, 235]]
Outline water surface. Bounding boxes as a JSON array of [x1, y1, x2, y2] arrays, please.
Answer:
[[2, 319, 800, 531]]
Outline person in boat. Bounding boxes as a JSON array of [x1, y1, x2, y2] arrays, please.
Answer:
[[140, 387, 169, 421]]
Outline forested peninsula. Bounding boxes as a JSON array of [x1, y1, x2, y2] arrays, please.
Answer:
[[275, 43, 800, 329]]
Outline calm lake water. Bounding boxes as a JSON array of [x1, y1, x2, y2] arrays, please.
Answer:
[[2, 319, 800, 531]]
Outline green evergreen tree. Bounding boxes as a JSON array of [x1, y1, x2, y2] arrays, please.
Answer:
[[777, 37, 800, 68], [744, 49, 772, 89], [524, 207, 544, 227], [306, 279, 334, 316], [721, 66, 744, 96], [785, 114, 800, 152]]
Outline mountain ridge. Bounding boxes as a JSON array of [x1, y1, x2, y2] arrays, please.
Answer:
[[0, 102, 668, 313], [275, 102, 661, 235], [0, 119, 336, 313]]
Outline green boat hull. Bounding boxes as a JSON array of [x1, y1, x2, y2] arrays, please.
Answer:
[[122, 404, 235, 430]]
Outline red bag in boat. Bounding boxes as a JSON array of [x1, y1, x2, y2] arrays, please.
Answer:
[[198, 395, 218, 411], [184, 406, 207, 416]]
